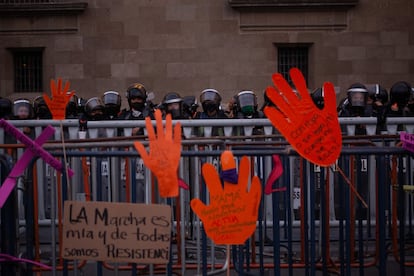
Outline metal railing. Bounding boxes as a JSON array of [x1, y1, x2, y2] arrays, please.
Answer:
[[1, 117, 414, 275]]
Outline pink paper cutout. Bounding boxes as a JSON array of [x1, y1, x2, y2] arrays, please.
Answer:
[[264, 155, 285, 195], [400, 131, 414, 153]]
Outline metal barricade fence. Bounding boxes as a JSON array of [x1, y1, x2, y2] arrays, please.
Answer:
[[1, 117, 414, 275]]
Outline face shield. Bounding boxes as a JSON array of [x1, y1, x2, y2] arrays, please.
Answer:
[[127, 88, 146, 100], [237, 91, 256, 116], [348, 88, 367, 107], [103, 91, 121, 106], [85, 97, 105, 120], [200, 89, 221, 104], [13, 99, 32, 119]]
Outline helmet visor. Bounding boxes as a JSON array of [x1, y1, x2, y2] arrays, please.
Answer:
[[13, 99, 31, 118], [128, 88, 146, 100], [103, 91, 121, 106], [200, 90, 220, 103], [238, 92, 256, 109]]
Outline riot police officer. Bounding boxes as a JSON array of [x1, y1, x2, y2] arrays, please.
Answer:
[[311, 87, 325, 110], [118, 83, 154, 136], [386, 81, 412, 117], [162, 92, 186, 119], [385, 81, 412, 131], [182, 96, 198, 119], [366, 84, 388, 133], [66, 94, 80, 119], [195, 89, 227, 119], [85, 97, 106, 121], [233, 90, 263, 119], [13, 98, 34, 137], [194, 88, 227, 137], [33, 95, 52, 119], [232, 90, 264, 136], [0, 97, 13, 119], [338, 83, 369, 135], [103, 90, 121, 119]]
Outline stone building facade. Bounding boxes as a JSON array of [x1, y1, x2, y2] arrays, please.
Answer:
[[0, 0, 413, 108]]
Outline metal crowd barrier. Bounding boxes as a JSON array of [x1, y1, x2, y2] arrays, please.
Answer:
[[1, 117, 414, 275]]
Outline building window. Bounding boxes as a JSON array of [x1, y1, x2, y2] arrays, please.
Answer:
[[10, 48, 44, 93], [277, 46, 309, 86]]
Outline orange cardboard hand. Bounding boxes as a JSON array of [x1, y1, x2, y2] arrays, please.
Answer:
[[190, 151, 262, 245], [263, 68, 342, 167], [43, 78, 75, 120], [134, 109, 182, 198]]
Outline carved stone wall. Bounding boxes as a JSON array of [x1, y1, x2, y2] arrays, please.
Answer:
[[0, 0, 412, 106]]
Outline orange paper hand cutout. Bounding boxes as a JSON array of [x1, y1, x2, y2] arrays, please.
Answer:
[[264, 68, 342, 167], [190, 151, 262, 245], [43, 78, 75, 120], [134, 109, 182, 198]]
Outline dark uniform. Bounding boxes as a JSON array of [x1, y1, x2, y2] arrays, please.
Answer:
[[194, 89, 228, 137], [118, 83, 154, 136], [232, 90, 264, 136]]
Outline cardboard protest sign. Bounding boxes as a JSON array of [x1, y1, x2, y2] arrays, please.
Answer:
[[191, 151, 262, 245], [62, 201, 171, 264], [0, 120, 73, 208], [134, 109, 182, 198], [43, 78, 75, 120], [263, 68, 342, 167]]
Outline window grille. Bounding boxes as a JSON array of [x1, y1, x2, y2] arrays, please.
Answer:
[[277, 46, 309, 86], [12, 48, 43, 93]]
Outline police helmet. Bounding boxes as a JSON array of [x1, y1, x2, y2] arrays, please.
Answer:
[[236, 90, 257, 116], [0, 97, 12, 119], [33, 95, 52, 119], [390, 81, 411, 106], [103, 91, 121, 116], [85, 97, 105, 115], [311, 88, 324, 109], [200, 89, 221, 104], [13, 98, 33, 119], [126, 83, 147, 102], [347, 83, 368, 108], [163, 92, 183, 105]]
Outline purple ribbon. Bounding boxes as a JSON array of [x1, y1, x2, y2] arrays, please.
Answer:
[[220, 168, 238, 184], [0, 253, 52, 270]]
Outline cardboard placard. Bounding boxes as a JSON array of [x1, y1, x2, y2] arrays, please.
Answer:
[[62, 201, 171, 264]]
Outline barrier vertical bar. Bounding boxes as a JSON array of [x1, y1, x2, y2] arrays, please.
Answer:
[[284, 155, 294, 276], [377, 154, 387, 276], [0, 154, 16, 275], [398, 155, 406, 276], [24, 158, 36, 276], [319, 166, 328, 275], [309, 163, 316, 276], [338, 156, 345, 276], [356, 156, 365, 276], [272, 178, 281, 276]]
